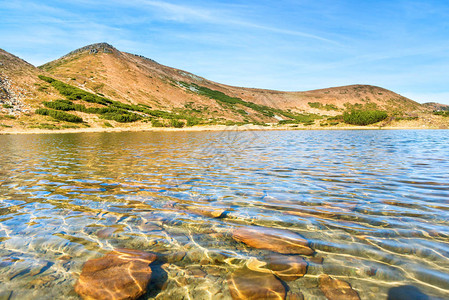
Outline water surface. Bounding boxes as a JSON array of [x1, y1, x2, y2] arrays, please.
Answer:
[[0, 130, 448, 299]]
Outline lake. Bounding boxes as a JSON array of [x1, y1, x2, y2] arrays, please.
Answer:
[[0, 130, 448, 299]]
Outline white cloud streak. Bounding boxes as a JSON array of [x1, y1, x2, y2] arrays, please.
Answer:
[[113, 0, 339, 44]]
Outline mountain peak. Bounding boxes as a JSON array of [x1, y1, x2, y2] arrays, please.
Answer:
[[63, 43, 117, 57]]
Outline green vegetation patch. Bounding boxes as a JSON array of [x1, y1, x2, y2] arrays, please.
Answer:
[[38, 76, 205, 126], [395, 116, 419, 121], [38, 75, 112, 106], [343, 110, 388, 126], [308, 102, 339, 111], [179, 82, 275, 117], [35, 108, 83, 123], [30, 123, 60, 130], [433, 111, 449, 117], [43, 99, 76, 111], [170, 119, 185, 128]]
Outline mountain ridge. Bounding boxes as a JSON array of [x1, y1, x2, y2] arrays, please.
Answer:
[[40, 43, 422, 112], [1, 43, 448, 131]]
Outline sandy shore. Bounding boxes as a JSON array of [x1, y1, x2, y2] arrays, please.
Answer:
[[0, 123, 436, 135]]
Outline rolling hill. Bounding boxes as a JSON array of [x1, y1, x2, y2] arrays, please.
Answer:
[[1, 43, 447, 131]]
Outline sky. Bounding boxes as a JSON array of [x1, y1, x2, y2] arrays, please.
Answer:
[[1, 0, 449, 104]]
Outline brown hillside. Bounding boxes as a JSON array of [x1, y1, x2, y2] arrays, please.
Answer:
[[0, 48, 60, 112], [41, 43, 424, 118], [3, 43, 446, 132]]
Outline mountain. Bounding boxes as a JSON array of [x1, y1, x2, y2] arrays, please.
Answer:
[[1, 43, 447, 131], [0, 48, 60, 112], [40, 43, 422, 116]]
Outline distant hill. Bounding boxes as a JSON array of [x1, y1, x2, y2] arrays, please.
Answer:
[[423, 102, 449, 111], [1, 43, 448, 131]]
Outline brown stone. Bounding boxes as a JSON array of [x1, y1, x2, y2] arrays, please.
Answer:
[[247, 254, 307, 281], [186, 206, 226, 218], [318, 274, 360, 300], [164, 251, 186, 263], [266, 254, 307, 281], [286, 291, 304, 300], [308, 256, 324, 264], [187, 267, 207, 278], [232, 226, 314, 255], [97, 227, 120, 238], [74, 248, 157, 300], [228, 268, 286, 300]]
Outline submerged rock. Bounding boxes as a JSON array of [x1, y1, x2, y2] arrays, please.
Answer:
[[247, 254, 307, 281], [74, 248, 157, 300], [232, 226, 314, 255], [97, 227, 120, 238], [286, 291, 305, 300], [318, 274, 360, 300], [228, 268, 286, 300], [185, 205, 226, 218]]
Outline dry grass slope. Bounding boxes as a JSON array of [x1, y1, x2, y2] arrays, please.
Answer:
[[1, 43, 448, 132]]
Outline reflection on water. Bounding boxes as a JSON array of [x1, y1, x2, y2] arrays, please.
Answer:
[[0, 130, 448, 299]]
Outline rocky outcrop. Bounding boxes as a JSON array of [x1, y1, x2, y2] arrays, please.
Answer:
[[232, 226, 314, 255], [63, 43, 116, 58], [0, 74, 28, 114], [74, 248, 157, 300]]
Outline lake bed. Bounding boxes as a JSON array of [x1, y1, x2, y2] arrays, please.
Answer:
[[0, 130, 448, 299]]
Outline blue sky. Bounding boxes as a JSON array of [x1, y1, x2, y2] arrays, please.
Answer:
[[1, 0, 448, 104]]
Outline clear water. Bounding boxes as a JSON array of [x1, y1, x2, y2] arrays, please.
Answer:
[[0, 130, 448, 299]]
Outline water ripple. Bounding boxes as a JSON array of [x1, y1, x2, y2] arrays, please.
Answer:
[[0, 130, 448, 299]]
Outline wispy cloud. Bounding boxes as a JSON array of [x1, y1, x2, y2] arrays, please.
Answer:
[[113, 0, 338, 44], [138, 0, 216, 22]]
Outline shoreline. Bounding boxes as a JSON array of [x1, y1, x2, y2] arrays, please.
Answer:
[[0, 124, 440, 135]]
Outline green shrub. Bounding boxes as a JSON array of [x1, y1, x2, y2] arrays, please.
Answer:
[[324, 104, 339, 111], [308, 102, 322, 109], [43, 99, 75, 111], [103, 122, 113, 128], [37, 75, 55, 83], [62, 124, 80, 129], [30, 123, 59, 130], [151, 119, 165, 127], [35, 108, 83, 123], [186, 118, 200, 126], [433, 111, 449, 117], [2, 104, 13, 109], [303, 120, 315, 126], [343, 110, 387, 125], [101, 111, 141, 123], [170, 119, 185, 128], [38, 76, 112, 106], [179, 82, 276, 117], [395, 116, 419, 121]]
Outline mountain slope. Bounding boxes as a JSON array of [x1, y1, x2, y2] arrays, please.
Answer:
[[0, 48, 61, 111], [1, 48, 65, 129], [2, 43, 447, 132], [40, 43, 424, 119]]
